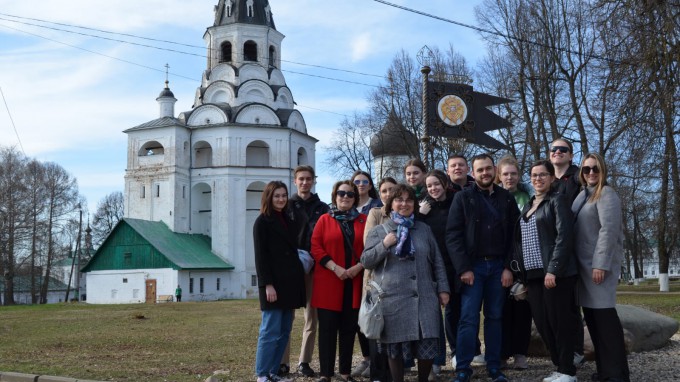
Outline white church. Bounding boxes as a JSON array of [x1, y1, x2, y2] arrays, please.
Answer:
[[83, 0, 318, 303]]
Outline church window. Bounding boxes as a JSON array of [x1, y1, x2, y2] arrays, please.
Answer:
[[244, 40, 258, 61], [189, 278, 194, 293], [247, 0, 254, 17], [220, 41, 232, 63], [217, 278, 221, 290], [268, 46, 276, 68], [141, 186, 146, 199], [226, 0, 234, 17], [182, 185, 186, 199], [155, 184, 160, 197], [139, 141, 164, 156], [200, 278, 205, 293]]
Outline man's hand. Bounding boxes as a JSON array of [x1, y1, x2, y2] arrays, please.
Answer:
[[544, 273, 556, 289], [460, 271, 474, 286], [501, 269, 513, 288], [592, 269, 606, 284]]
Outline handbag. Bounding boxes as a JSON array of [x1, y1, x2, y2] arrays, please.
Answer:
[[358, 224, 390, 340], [358, 279, 385, 339]]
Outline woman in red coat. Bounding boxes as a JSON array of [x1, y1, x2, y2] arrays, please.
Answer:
[[312, 180, 367, 382]]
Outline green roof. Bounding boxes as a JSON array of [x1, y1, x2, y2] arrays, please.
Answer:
[[0, 275, 69, 293], [82, 218, 234, 272]]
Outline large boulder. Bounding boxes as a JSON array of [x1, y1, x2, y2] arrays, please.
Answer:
[[615, 304, 679, 352], [528, 304, 678, 356]]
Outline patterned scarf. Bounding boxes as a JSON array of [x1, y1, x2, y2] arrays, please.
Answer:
[[329, 206, 360, 222], [390, 211, 415, 259]]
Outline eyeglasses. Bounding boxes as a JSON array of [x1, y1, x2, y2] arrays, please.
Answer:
[[353, 179, 369, 185], [550, 146, 570, 154], [530, 173, 551, 179], [582, 166, 600, 175], [394, 198, 415, 204], [336, 190, 356, 198]]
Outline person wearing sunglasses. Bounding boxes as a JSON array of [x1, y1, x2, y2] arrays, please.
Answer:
[[548, 138, 581, 204], [311, 180, 367, 382], [548, 138, 585, 367], [513, 160, 579, 382], [572, 154, 630, 382], [348, 170, 384, 378], [351, 170, 383, 216]]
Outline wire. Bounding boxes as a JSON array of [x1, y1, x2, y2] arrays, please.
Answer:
[[0, 12, 384, 78], [0, 86, 26, 155], [372, 0, 622, 65]]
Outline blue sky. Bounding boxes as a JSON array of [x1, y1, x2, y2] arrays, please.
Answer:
[[0, 0, 487, 213]]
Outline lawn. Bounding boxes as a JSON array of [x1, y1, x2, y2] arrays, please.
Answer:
[[0, 290, 678, 382]]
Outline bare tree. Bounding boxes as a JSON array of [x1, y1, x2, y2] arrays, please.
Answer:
[[91, 191, 124, 248]]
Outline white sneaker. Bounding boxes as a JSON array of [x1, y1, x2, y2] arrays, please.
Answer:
[[542, 371, 562, 382], [552, 373, 577, 382], [513, 354, 528, 370], [451, 355, 457, 369], [471, 354, 486, 366], [351, 359, 370, 377]]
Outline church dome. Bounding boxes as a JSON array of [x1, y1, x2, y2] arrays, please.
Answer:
[[370, 110, 419, 157], [158, 87, 175, 98], [214, 0, 276, 29]]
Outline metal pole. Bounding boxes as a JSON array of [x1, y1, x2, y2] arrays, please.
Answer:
[[421, 65, 431, 167], [74, 208, 82, 301]]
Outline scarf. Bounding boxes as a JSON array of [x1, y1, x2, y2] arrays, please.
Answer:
[[329, 206, 360, 222], [413, 184, 425, 200], [390, 211, 415, 259]]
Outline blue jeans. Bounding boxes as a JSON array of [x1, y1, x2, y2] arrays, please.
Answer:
[[255, 309, 294, 377], [456, 258, 506, 372]]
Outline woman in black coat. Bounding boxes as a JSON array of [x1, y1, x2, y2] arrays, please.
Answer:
[[253, 181, 306, 382]]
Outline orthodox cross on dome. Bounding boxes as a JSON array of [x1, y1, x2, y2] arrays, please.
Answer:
[[164, 63, 170, 88]]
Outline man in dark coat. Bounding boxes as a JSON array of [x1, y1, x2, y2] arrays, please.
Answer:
[[446, 154, 520, 382], [279, 165, 330, 378]]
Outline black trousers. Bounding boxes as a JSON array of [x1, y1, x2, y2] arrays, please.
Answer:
[[369, 338, 393, 381], [583, 307, 630, 382], [501, 293, 532, 359], [317, 307, 359, 377], [526, 276, 579, 376], [357, 329, 370, 357]]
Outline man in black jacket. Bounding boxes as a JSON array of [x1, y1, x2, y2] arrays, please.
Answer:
[[446, 154, 520, 382], [279, 165, 330, 378]]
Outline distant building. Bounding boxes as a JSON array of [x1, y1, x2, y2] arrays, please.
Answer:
[[84, 0, 317, 303], [370, 109, 418, 181], [0, 276, 69, 305]]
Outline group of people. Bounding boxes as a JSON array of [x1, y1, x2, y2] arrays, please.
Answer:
[[252, 138, 630, 382]]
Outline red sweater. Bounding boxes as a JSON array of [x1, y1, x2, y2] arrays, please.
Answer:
[[311, 213, 366, 311]]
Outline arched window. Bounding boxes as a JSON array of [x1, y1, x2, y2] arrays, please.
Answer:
[[244, 41, 258, 62], [246, 140, 270, 167], [220, 41, 232, 63], [268, 46, 276, 68], [138, 141, 164, 156]]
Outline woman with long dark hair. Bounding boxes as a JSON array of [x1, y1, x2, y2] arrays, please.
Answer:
[[514, 160, 579, 382], [351, 170, 383, 215], [572, 153, 630, 382], [311, 180, 367, 382], [253, 181, 306, 382], [404, 159, 428, 201]]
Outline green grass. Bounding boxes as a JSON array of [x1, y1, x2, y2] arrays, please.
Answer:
[[0, 293, 678, 382], [617, 278, 680, 292]]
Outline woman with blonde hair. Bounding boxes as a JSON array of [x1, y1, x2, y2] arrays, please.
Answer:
[[572, 153, 630, 382]]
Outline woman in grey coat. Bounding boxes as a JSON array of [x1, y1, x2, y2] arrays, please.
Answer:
[[362, 184, 450, 382], [572, 153, 630, 382]]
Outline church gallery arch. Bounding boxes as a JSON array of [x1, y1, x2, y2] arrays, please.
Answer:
[[138, 141, 164, 156], [244, 40, 258, 62], [220, 41, 232, 63], [193, 141, 213, 168], [246, 140, 270, 167], [191, 182, 212, 236]]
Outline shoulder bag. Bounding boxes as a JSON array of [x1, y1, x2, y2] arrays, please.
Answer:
[[358, 224, 390, 339]]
